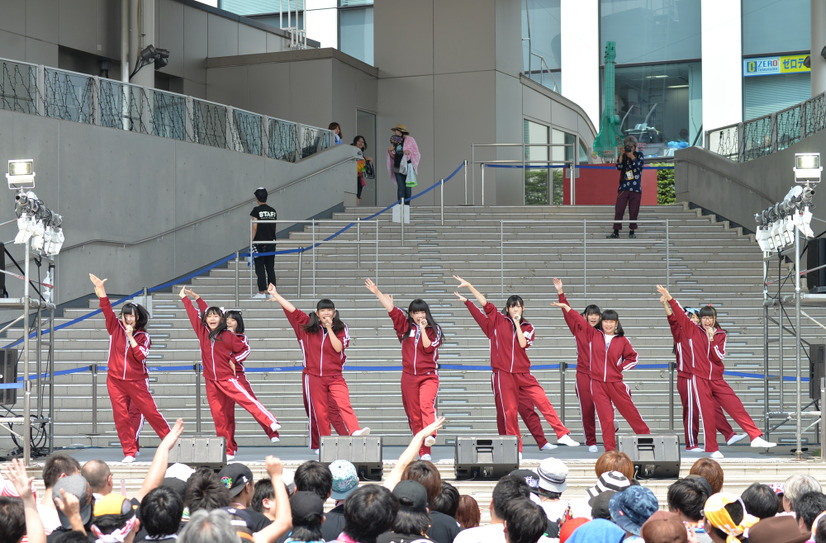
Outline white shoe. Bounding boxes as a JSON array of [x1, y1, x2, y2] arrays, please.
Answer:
[[311, 449, 319, 455], [271, 422, 282, 431], [122, 455, 135, 464], [709, 451, 724, 459], [226, 454, 236, 461], [687, 447, 703, 453], [271, 436, 280, 443], [252, 293, 267, 300], [518, 452, 523, 463], [588, 445, 599, 453], [352, 427, 371, 437], [727, 434, 747, 446], [135, 450, 140, 457], [558, 434, 580, 447], [420, 454, 432, 461], [750, 436, 777, 448], [540, 443, 557, 451], [424, 436, 436, 447]]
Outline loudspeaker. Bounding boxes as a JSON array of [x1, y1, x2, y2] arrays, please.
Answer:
[[455, 436, 519, 480], [0, 349, 18, 405], [167, 437, 227, 468], [617, 434, 680, 478], [320, 436, 383, 481], [807, 239, 826, 293], [810, 344, 825, 401]]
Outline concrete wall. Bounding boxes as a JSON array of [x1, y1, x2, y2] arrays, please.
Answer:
[[0, 107, 357, 305]]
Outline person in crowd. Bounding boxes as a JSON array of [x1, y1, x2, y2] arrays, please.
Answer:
[[689, 458, 724, 494], [783, 475, 822, 513], [594, 450, 635, 481], [586, 470, 632, 509], [252, 479, 277, 522], [431, 482, 459, 520], [376, 480, 437, 543], [250, 187, 278, 299], [640, 511, 688, 543], [659, 297, 745, 452], [268, 284, 370, 453], [553, 285, 649, 451], [40, 454, 82, 535], [329, 122, 343, 145], [455, 495, 481, 529], [4, 458, 46, 543], [137, 487, 184, 542], [656, 285, 776, 457], [609, 486, 659, 542], [456, 276, 578, 454], [48, 474, 95, 542], [353, 135, 373, 206], [554, 278, 601, 452], [702, 493, 759, 543], [453, 475, 530, 543], [793, 491, 826, 532], [81, 460, 112, 499], [386, 123, 420, 206], [89, 273, 170, 463], [608, 135, 644, 239], [90, 493, 141, 543], [329, 485, 399, 543], [178, 509, 239, 543], [535, 457, 581, 537], [667, 477, 712, 542], [180, 287, 280, 459], [502, 497, 548, 543], [186, 468, 231, 515], [218, 463, 271, 533], [815, 514, 826, 543], [365, 279, 441, 460], [740, 483, 780, 520], [747, 515, 810, 543], [565, 519, 625, 543], [400, 461, 460, 543], [284, 491, 326, 543]]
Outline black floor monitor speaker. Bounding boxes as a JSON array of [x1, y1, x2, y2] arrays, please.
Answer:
[[167, 437, 227, 468], [455, 436, 519, 480], [807, 238, 826, 293], [0, 348, 18, 405], [320, 436, 383, 481], [810, 344, 825, 401], [616, 434, 680, 478]]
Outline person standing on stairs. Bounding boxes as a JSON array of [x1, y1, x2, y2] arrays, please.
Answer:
[[454, 275, 579, 456], [553, 278, 601, 453], [552, 283, 650, 452], [608, 135, 644, 239], [179, 286, 281, 460], [386, 123, 420, 206], [89, 273, 170, 463], [655, 285, 776, 458], [267, 284, 370, 454], [365, 278, 441, 461], [250, 187, 278, 300]]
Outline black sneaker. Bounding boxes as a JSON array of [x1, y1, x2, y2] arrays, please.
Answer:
[[629, 231, 637, 238], [607, 232, 619, 239]]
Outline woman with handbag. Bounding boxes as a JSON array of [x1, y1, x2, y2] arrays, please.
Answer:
[[352, 135, 373, 206], [386, 123, 421, 206]]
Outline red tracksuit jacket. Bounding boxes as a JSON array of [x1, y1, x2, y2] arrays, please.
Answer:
[[100, 296, 150, 380], [483, 302, 535, 373], [558, 293, 592, 375], [389, 307, 441, 375], [566, 309, 638, 382], [668, 299, 727, 380], [667, 313, 694, 379], [284, 307, 349, 376], [182, 297, 249, 381], [195, 298, 250, 374]]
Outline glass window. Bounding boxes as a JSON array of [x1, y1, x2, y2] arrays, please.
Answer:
[[339, 0, 373, 5], [524, 119, 550, 205], [339, 7, 373, 65], [600, 0, 700, 64], [522, 0, 561, 83], [220, 0, 304, 16], [742, 0, 809, 56]]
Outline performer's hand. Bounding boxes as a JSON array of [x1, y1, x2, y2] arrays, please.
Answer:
[[553, 277, 563, 294], [179, 285, 187, 299], [364, 278, 379, 294], [89, 273, 106, 288], [184, 288, 199, 299], [551, 301, 571, 312], [417, 318, 428, 331], [655, 284, 672, 301], [230, 360, 237, 377], [659, 295, 668, 306], [265, 456, 284, 479], [124, 324, 134, 337], [6, 458, 35, 501], [453, 275, 471, 289], [323, 317, 333, 329], [453, 291, 467, 302]]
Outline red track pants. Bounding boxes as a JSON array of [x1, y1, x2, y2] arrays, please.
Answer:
[[592, 380, 650, 451], [401, 372, 439, 456], [205, 376, 280, 455], [575, 371, 598, 447], [303, 372, 362, 450], [107, 375, 170, 457], [692, 376, 762, 453], [677, 375, 734, 450]]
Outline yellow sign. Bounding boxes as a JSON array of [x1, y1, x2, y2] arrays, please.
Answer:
[[744, 55, 810, 77]]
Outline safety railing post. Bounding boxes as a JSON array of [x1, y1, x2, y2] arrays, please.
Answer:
[[821, 377, 826, 462], [500, 220, 504, 296], [669, 362, 675, 432], [312, 220, 316, 298], [234, 251, 240, 306], [481, 165, 486, 205], [666, 219, 670, 289], [400, 200, 405, 244], [440, 180, 445, 226], [297, 250, 303, 296], [195, 363, 202, 434], [375, 220, 380, 283], [91, 364, 98, 435], [559, 362, 566, 424], [464, 159, 468, 205], [356, 219, 361, 268], [143, 287, 149, 309], [583, 219, 588, 298]]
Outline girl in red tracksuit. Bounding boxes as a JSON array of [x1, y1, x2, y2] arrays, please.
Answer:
[[365, 279, 442, 459], [89, 274, 170, 463], [553, 296, 649, 452], [659, 297, 743, 452], [180, 287, 281, 458], [553, 278, 600, 453], [656, 285, 775, 457], [268, 284, 369, 451], [455, 276, 577, 453]]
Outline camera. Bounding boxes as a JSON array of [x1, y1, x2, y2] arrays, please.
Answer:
[[624, 145, 633, 153]]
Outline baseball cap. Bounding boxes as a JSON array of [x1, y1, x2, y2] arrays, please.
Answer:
[[587, 471, 631, 506], [393, 480, 428, 513], [290, 491, 325, 527], [330, 460, 358, 500], [537, 458, 568, 493], [590, 490, 617, 520], [609, 486, 659, 536], [640, 510, 687, 543], [53, 474, 94, 529], [218, 463, 253, 497], [509, 469, 540, 494]]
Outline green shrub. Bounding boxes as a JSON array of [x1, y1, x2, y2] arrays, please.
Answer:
[[652, 162, 675, 205]]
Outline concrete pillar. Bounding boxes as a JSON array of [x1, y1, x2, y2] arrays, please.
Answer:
[[129, 0, 155, 87], [812, 0, 826, 96], [701, 0, 742, 131]]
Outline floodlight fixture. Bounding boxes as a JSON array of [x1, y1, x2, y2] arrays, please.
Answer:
[[7, 159, 35, 189], [794, 152, 822, 183]]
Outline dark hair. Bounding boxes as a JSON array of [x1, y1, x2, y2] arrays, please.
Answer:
[[251, 478, 274, 514], [0, 496, 24, 543], [352, 135, 368, 150], [689, 458, 724, 494], [597, 309, 625, 336], [698, 305, 719, 328], [740, 483, 779, 520], [399, 299, 441, 342], [302, 299, 345, 334], [54, 531, 93, 543], [120, 302, 150, 331], [456, 495, 481, 529], [502, 295, 526, 322], [185, 467, 231, 513], [342, 485, 399, 543], [817, 515, 826, 543], [201, 306, 229, 341], [503, 497, 547, 543], [667, 478, 710, 521], [708, 501, 744, 541], [492, 475, 530, 520], [225, 310, 245, 335], [582, 304, 601, 318], [42, 453, 81, 488], [594, 450, 635, 481], [81, 459, 111, 494], [402, 461, 442, 506], [392, 508, 431, 536], [329, 122, 342, 139], [294, 460, 333, 501], [794, 491, 826, 530], [141, 486, 184, 537], [432, 482, 460, 518], [290, 494, 325, 542], [254, 187, 268, 202]]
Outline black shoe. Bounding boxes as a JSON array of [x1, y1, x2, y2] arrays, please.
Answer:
[[629, 231, 636, 238], [607, 232, 619, 239]]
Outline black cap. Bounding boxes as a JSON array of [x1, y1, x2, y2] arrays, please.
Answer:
[[218, 464, 253, 497], [290, 491, 325, 526]]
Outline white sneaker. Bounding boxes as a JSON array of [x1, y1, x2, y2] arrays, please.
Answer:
[[424, 436, 436, 447], [226, 454, 236, 461], [518, 452, 523, 463], [271, 422, 282, 431], [710, 451, 724, 459], [252, 293, 267, 300], [558, 434, 580, 447], [271, 436, 280, 443], [588, 445, 599, 453], [352, 427, 371, 437], [134, 451, 141, 457], [420, 454, 432, 461], [311, 449, 319, 455], [727, 434, 747, 446], [540, 443, 557, 451], [750, 436, 777, 448], [687, 447, 703, 453], [122, 455, 135, 464]]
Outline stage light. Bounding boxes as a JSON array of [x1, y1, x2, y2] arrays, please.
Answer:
[[7, 159, 35, 189], [794, 152, 822, 183]]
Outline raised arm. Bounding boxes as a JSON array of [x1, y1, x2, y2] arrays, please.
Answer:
[[384, 416, 446, 490], [453, 275, 487, 307], [91, 273, 120, 334], [6, 459, 45, 543], [657, 284, 694, 333], [183, 288, 209, 313], [459, 294, 494, 337], [135, 418, 184, 501], [253, 457, 292, 543], [365, 278, 394, 313], [267, 284, 296, 313]]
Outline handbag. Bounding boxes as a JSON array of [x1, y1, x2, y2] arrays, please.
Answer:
[[364, 161, 375, 179], [405, 163, 418, 187], [398, 158, 408, 176]]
